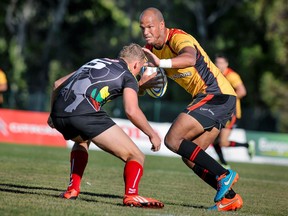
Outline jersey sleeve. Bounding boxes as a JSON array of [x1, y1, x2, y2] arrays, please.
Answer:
[[0, 71, 7, 85], [169, 33, 196, 53], [124, 73, 139, 93], [226, 72, 243, 89]]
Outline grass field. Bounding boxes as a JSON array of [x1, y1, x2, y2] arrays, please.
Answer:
[[0, 143, 288, 216]]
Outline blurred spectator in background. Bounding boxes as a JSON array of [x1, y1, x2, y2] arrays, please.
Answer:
[[213, 54, 255, 168], [0, 68, 8, 108]]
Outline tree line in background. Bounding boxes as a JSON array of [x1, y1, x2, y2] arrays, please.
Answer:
[[0, 0, 287, 132]]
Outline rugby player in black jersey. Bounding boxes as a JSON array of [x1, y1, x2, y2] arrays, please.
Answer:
[[48, 43, 163, 208]]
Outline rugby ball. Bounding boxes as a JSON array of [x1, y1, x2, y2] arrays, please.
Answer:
[[141, 67, 168, 98]]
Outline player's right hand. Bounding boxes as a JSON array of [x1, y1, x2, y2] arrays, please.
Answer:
[[142, 48, 160, 67], [149, 133, 161, 152], [138, 68, 157, 89]]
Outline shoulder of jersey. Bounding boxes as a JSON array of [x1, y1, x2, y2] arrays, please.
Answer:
[[146, 67, 168, 98]]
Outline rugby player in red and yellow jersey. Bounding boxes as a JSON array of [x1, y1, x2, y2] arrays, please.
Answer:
[[0, 68, 8, 107], [139, 7, 243, 211], [213, 54, 255, 168]]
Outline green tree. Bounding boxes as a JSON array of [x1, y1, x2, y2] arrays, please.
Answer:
[[2, 0, 134, 110], [0, 0, 286, 132], [258, 0, 288, 132]]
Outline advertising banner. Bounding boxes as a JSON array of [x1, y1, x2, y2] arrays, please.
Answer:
[[0, 109, 66, 147], [1, 109, 287, 166], [246, 131, 288, 158], [68, 118, 250, 161]]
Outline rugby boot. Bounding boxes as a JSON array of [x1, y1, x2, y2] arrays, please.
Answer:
[[123, 195, 164, 208], [214, 169, 239, 202], [59, 189, 79, 200], [209, 194, 243, 211]]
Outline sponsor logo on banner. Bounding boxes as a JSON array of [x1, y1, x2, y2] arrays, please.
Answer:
[[246, 131, 288, 158], [0, 109, 66, 147], [0, 118, 9, 136], [258, 137, 288, 157]]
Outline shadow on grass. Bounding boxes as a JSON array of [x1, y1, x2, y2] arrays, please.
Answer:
[[115, 202, 207, 209], [0, 183, 121, 203], [165, 202, 207, 209], [0, 183, 208, 209]]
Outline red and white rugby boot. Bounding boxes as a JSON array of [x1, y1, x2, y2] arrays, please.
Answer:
[[59, 189, 79, 200], [123, 195, 164, 208]]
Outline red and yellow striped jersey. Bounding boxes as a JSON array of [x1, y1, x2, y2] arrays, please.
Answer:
[[145, 28, 236, 98], [223, 68, 243, 118], [0, 69, 7, 85]]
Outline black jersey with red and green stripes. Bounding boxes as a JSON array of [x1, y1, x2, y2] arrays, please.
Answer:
[[51, 58, 138, 117]]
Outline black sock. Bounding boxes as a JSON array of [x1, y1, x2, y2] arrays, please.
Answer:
[[213, 143, 227, 165], [230, 141, 249, 148], [177, 139, 227, 176], [225, 189, 236, 199], [192, 164, 217, 189], [192, 164, 236, 199]]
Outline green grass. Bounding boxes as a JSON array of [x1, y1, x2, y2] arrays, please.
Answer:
[[0, 143, 288, 216]]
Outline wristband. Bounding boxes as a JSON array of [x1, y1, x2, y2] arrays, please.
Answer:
[[159, 59, 172, 68]]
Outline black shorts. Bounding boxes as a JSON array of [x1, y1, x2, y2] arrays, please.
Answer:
[[51, 111, 116, 140], [183, 94, 236, 130]]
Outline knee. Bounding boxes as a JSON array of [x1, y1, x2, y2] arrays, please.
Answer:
[[164, 134, 179, 153], [72, 141, 89, 152], [220, 139, 230, 147], [127, 150, 145, 166], [138, 151, 145, 164]]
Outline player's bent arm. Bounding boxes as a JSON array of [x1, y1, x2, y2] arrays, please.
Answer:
[[143, 46, 196, 69], [235, 83, 247, 99], [138, 73, 163, 92], [171, 46, 196, 68], [123, 88, 156, 137], [0, 83, 7, 92], [138, 69, 157, 89], [123, 88, 161, 151]]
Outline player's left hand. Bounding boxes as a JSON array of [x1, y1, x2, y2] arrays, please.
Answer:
[[139, 68, 165, 90], [142, 48, 160, 67], [138, 67, 157, 88]]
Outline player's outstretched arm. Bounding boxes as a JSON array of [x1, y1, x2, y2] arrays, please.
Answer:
[[142, 46, 196, 69], [235, 83, 247, 99], [123, 87, 161, 152]]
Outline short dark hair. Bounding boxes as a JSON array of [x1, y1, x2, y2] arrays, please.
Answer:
[[215, 53, 229, 62]]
